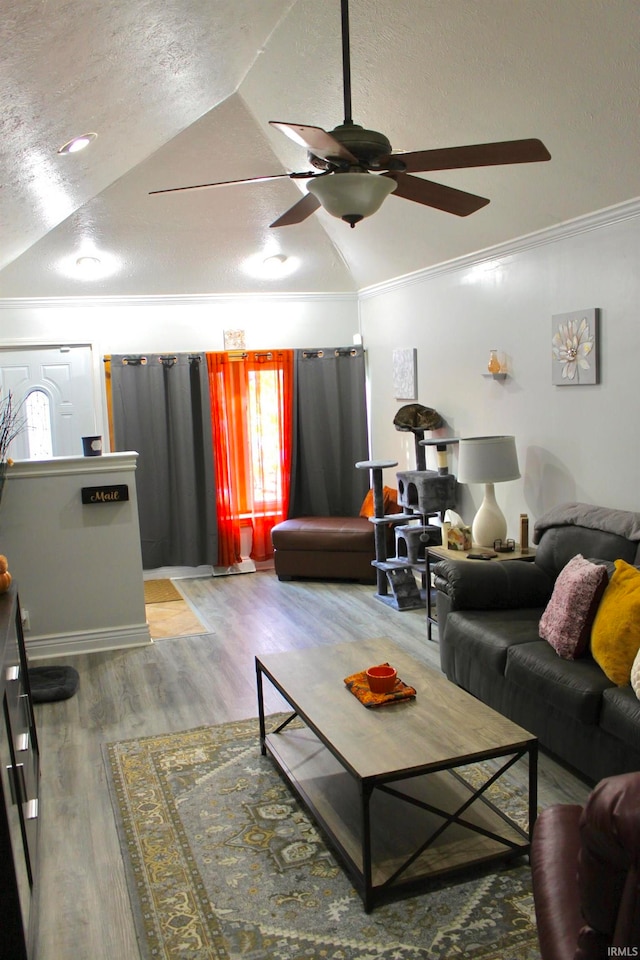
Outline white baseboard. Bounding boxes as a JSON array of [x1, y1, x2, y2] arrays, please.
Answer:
[[25, 621, 152, 660]]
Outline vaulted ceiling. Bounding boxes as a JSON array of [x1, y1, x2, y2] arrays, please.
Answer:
[[1, 0, 639, 298]]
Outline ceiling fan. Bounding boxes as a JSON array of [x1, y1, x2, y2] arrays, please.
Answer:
[[150, 0, 551, 228]]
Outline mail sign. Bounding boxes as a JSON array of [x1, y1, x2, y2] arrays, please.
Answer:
[[81, 485, 129, 504]]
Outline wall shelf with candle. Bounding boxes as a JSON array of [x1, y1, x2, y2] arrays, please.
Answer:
[[484, 349, 508, 379]]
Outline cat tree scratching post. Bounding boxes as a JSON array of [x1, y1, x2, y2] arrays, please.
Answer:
[[355, 459, 421, 609]]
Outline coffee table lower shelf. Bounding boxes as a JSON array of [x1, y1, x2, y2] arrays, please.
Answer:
[[262, 718, 533, 911]]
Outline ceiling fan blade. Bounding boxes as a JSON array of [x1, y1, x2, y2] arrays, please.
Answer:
[[149, 172, 312, 196], [270, 192, 321, 228], [391, 139, 551, 174], [386, 173, 490, 217], [270, 122, 358, 164]]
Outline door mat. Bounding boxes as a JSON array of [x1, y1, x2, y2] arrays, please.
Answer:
[[145, 600, 209, 640], [143, 579, 182, 604]]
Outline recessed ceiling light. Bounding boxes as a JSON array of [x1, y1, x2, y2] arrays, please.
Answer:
[[262, 254, 288, 276], [57, 133, 98, 155], [76, 256, 101, 271], [242, 250, 299, 280], [57, 246, 119, 280]]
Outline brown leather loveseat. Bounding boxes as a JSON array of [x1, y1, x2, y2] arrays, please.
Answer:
[[531, 772, 640, 959]]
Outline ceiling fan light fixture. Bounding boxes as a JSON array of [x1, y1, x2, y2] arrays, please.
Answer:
[[307, 172, 396, 227]]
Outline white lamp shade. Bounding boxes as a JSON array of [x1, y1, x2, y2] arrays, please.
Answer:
[[457, 436, 520, 548], [457, 435, 520, 484], [307, 172, 396, 224]]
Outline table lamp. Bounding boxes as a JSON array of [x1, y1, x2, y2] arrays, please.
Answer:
[[457, 436, 521, 547]]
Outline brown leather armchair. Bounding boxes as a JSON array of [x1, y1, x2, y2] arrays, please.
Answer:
[[531, 772, 640, 960]]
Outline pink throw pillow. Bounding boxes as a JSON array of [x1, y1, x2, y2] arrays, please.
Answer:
[[539, 554, 608, 659]]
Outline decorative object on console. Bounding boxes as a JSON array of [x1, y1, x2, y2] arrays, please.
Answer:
[[0, 554, 12, 593], [494, 538, 516, 552], [457, 435, 520, 548], [0, 390, 23, 506], [519, 513, 529, 552], [552, 308, 599, 385]]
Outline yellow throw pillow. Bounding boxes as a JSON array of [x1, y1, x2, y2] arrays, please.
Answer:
[[591, 559, 640, 686]]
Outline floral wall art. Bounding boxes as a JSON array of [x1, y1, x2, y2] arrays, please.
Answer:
[[551, 308, 599, 385]]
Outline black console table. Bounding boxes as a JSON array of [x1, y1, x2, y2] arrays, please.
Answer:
[[0, 587, 40, 959]]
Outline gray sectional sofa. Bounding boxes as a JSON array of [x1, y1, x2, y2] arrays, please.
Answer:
[[433, 502, 640, 783]]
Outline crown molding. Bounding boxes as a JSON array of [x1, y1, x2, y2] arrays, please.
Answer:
[[1, 198, 638, 310], [0, 290, 358, 311], [359, 197, 640, 299]]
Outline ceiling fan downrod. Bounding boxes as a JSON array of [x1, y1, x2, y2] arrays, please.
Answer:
[[341, 0, 353, 126]]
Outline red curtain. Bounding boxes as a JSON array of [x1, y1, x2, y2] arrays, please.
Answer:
[[207, 350, 294, 565]]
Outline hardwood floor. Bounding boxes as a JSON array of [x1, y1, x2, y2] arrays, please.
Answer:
[[31, 569, 591, 960]]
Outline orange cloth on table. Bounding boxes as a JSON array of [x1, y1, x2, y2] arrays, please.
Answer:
[[344, 663, 416, 708]]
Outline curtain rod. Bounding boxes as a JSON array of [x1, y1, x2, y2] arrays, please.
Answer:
[[104, 354, 203, 365], [227, 351, 274, 361], [302, 348, 359, 359]]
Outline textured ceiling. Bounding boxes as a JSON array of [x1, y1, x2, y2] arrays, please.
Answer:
[[1, 0, 639, 298]]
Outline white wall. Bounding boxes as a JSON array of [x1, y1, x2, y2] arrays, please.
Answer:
[[2, 454, 149, 658], [360, 200, 640, 537], [0, 293, 359, 354], [0, 292, 360, 447]]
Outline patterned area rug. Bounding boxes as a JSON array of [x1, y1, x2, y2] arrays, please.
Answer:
[[104, 717, 540, 960]]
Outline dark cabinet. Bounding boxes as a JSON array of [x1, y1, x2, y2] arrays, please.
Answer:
[[0, 588, 39, 960]]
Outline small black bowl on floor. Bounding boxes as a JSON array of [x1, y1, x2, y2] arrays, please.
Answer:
[[28, 666, 79, 703]]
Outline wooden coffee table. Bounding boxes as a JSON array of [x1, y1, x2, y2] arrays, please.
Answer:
[[255, 637, 537, 911]]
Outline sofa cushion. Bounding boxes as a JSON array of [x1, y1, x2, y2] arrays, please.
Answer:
[[505, 641, 613, 725], [271, 517, 375, 553], [632, 645, 640, 699], [592, 559, 640, 686], [445, 609, 544, 676], [539, 554, 608, 659], [534, 525, 639, 582], [600, 687, 640, 753]]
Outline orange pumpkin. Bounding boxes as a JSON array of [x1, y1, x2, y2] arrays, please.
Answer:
[[0, 570, 11, 593], [0, 556, 7, 575]]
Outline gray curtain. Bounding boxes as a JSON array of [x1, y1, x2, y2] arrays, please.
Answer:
[[289, 346, 369, 517], [110, 354, 217, 569]]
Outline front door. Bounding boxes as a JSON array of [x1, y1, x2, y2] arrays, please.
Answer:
[[0, 345, 98, 459]]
